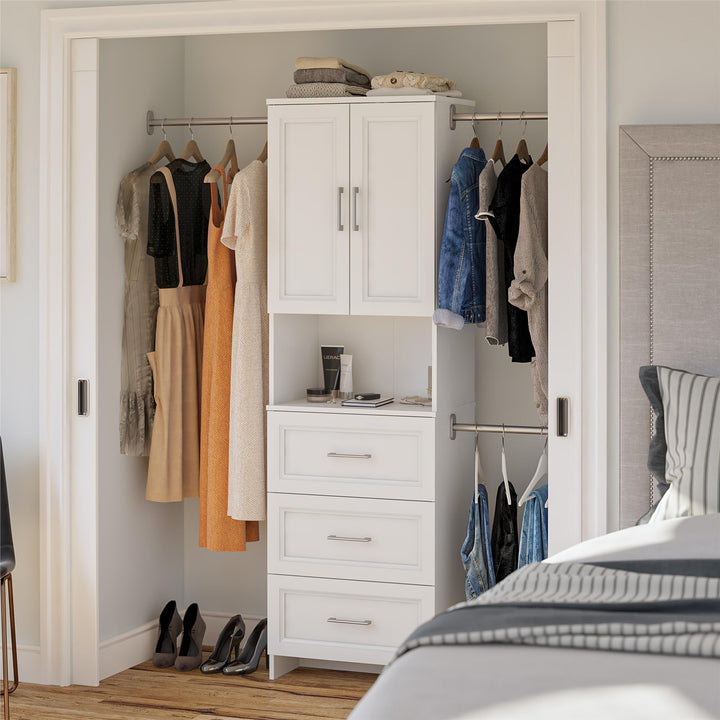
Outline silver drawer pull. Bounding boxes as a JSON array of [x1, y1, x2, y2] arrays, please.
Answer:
[[327, 534, 372, 543], [327, 452, 372, 460], [327, 617, 372, 626]]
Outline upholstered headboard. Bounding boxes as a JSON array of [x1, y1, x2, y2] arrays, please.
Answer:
[[619, 124, 720, 528]]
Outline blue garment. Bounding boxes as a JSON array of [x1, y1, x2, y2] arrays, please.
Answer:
[[518, 484, 549, 567], [461, 484, 496, 600], [436, 147, 487, 327]]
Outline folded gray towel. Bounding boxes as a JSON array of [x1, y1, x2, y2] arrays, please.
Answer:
[[285, 82, 368, 98], [294, 67, 370, 88]]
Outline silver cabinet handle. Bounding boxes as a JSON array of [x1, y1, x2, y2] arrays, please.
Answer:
[[327, 534, 372, 543], [352, 186, 360, 231], [337, 186, 344, 231], [327, 617, 372, 626], [327, 452, 372, 459]]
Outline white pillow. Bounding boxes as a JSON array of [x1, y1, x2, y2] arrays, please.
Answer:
[[548, 514, 720, 564], [649, 366, 720, 522]]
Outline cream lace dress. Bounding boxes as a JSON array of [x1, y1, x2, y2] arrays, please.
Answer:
[[221, 160, 268, 521], [116, 161, 159, 456]]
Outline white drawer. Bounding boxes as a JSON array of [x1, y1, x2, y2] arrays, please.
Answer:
[[267, 411, 435, 500], [268, 575, 435, 666], [268, 493, 435, 584]]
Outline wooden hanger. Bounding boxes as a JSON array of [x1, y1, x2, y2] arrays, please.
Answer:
[[180, 119, 204, 162], [256, 141, 268, 163], [515, 112, 531, 164], [491, 114, 506, 167], [147, 119, 175, 164], [205, 120, 239, 184], [537, 142, 548, 167], [469, 115, 481, 150]]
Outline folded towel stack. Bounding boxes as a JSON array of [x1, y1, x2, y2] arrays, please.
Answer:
[[368, 71, 462, 97], [287, 57, 371, 98]]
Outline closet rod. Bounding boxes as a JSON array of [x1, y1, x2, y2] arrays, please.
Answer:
[[146, 110, 267, 135], [147, 108, 548, 135], [449, 413, 546, 441], [448, 106, 548, 131]]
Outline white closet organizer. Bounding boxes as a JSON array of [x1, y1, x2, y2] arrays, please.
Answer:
[[266, 95, 479, 678]]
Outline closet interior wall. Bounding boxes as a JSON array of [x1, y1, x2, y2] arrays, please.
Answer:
[[97, 22, 547, 647]]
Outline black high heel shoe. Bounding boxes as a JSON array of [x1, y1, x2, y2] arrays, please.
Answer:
[[200, 614, 245, 674], [222, 618, 268, 676], [152, 600, 182, 668]]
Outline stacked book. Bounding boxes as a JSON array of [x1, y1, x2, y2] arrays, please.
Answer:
[[286, 57, 371, 98]]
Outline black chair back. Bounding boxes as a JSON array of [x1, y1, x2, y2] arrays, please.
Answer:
[[0, 439, 15, 579]]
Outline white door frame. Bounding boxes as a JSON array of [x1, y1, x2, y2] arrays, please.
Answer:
[[39, 0, 606, 686]]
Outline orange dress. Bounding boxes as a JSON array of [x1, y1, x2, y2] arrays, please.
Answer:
[[199, 167, 259, 550]]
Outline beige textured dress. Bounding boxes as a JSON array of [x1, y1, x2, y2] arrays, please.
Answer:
[[146, 167, 205, 502], [199, 166, 260, 549], [221, 160, 268, 521], [116, 161, 159, 456]]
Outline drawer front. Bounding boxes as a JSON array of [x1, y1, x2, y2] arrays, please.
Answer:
[[268, 575, 435, 666], [267, 411, 434, 500], [268, 494, 435, 584]]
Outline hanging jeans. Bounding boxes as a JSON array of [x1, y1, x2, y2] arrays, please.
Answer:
[[491, 481, 518, 583], [461, 484, 495, 600], [518, 484, 549, 567]]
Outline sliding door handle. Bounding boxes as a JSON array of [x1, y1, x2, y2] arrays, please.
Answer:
[[77, 379, 89, 416], [352, 186, 360, 231], [337, 187, 345, 231], [556, 397, 569, 437]]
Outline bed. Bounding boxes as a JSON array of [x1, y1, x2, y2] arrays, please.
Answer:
[[349, 125, 720, 719]]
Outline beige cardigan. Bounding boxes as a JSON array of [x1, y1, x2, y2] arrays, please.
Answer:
[[508, 163, 548, 424]]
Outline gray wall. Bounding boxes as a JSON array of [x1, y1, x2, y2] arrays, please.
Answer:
[[605, 0, 720, 526], [98, 36, 187, 643]]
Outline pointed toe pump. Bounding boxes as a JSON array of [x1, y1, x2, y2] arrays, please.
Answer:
[[222, 618, 268, 676], [200, 614, 245, 674], [152, 600, 183, 668], [175, 603, 206, 672]]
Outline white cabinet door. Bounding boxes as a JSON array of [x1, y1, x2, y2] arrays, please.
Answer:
[[349, 103, 435, 316], [268, 104, 350, 314]]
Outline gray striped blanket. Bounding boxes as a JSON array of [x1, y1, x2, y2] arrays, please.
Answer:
[[392, 560, 720, 664]]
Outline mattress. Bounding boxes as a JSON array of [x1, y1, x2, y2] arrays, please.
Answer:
[[349, 515, 720, 720]]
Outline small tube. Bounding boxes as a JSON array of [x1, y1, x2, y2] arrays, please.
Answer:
[[321, 345, 344, 398], [339, 354, 353, 400]]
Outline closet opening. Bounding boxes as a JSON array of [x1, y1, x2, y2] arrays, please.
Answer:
[[54, 5, 600, 686]]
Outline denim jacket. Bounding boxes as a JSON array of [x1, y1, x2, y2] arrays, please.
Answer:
[[435, 147, 487, 328]]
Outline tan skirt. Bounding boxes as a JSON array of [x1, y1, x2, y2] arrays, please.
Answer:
[[146, 285, 205, 502]]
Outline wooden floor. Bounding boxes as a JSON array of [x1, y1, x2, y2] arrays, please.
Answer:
[[8, 657, 377, 720]]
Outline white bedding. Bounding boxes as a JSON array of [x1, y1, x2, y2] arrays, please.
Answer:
[[349, 516, 720, 720]]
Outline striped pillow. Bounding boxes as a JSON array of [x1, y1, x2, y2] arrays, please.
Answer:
[[649, 367, 720, 522]]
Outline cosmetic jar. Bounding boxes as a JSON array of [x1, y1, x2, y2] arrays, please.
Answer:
[[306, 388, 331, 403]]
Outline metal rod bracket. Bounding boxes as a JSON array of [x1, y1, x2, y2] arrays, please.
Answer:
[[146, 110, 155, 136]]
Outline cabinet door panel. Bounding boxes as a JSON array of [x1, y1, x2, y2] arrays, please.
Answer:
[[350, 104, 434, 316], [268, 104, 349, 314]]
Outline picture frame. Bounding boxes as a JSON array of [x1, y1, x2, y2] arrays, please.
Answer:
[[0, 67, 17, 282]]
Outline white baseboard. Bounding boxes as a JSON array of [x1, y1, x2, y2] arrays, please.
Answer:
[[98, 610, 266, 681], [0, 644, 42, 684], [99, 619, 157, 681]]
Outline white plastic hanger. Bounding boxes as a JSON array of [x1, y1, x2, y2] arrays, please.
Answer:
[[518, 436, 548, 507], [500, 425, 512, 505], [473, 429, 486, 502]]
